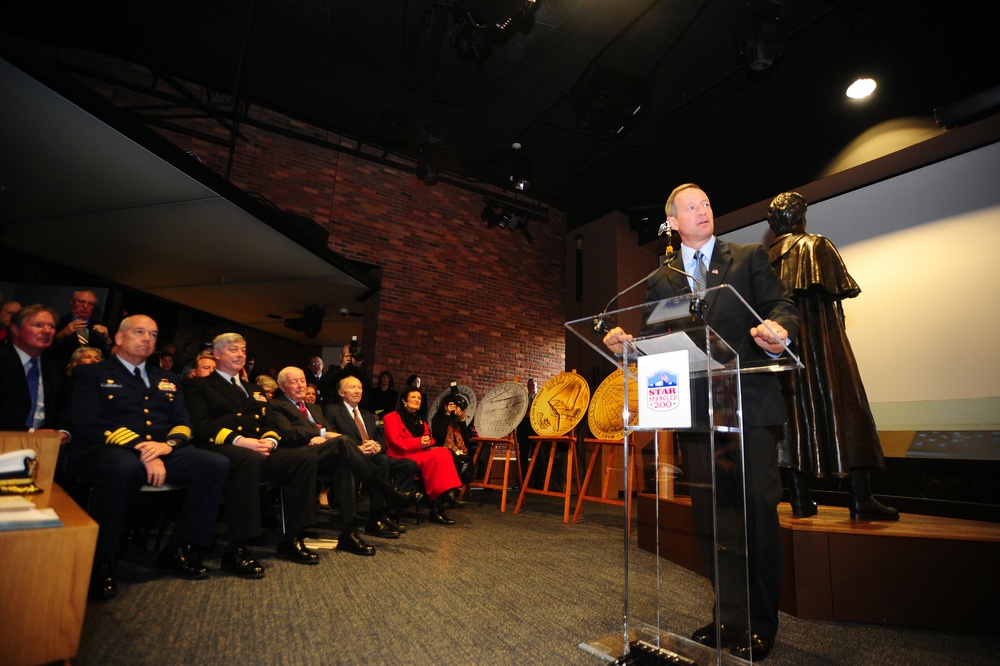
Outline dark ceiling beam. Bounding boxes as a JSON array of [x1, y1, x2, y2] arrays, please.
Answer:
[[459, 0, 657, 161]]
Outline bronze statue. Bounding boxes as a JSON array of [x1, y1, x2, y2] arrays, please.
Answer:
[[767, 191, 897, 521]]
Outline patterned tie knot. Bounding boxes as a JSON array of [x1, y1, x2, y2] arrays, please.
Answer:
[[693, 250, 708, 292]]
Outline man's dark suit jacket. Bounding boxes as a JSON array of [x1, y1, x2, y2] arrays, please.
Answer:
[[0, 342, 63, 431], [268, 395, 329, 447], [645, 238, 800, 427], [49, 313, 112, 367], [183, 372, 281, 446], [324, 400, 383, 448]]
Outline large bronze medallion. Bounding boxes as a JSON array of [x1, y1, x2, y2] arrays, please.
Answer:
[[588, 367, 638, 441], [474, 381, 529, 439], [529, 371, 591, 437], [429, 384, 478, 425]]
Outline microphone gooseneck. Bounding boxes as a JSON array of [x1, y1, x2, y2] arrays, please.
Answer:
[[593, 264, 663, 334]]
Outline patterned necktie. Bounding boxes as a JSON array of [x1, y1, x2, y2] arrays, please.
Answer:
[[353, 407, 369, 440], [25, 358, 39, 427], [298, 402, 318, 427], [77, 326, 90, 347], [693, 250, 708, 293]]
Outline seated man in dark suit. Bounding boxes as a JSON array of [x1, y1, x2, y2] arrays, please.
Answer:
[[269, 367, 417, 556], [322, 375, 418, 536], [66, 314, 230, 601], [0, 304, 69, 443], [183, 333, 324, 577]]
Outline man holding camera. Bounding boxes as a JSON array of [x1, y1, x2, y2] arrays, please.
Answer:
[[319, 340, 365, 406]]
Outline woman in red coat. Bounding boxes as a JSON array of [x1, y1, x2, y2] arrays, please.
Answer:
[[383, 387, 462, 525]]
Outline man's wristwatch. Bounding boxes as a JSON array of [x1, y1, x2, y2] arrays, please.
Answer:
[[166, 439, 179, 449]]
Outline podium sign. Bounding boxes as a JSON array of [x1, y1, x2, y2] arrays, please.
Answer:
[[636, 350, 691, 430], [567, 285, 801, 665]]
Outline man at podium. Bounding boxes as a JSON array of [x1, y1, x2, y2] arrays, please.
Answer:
[[604, 183, 799, 661]]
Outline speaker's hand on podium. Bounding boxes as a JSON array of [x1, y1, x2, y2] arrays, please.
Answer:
[[751, 319, 789, 355], [602, 326, 633, 354]]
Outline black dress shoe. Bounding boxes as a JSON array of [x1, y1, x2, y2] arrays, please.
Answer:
[[276, 536, 320, 564], [690, 622, 740, 648], [370, 475, 418, 508], [850, 497, 900, 521], [791, 498, 819, 518], [336, 530, 376, 556], [429, 507, 456, 525], [445, 489, 466, 509], [221, 546, 265, 579], [365, 518, 401, 539], [730, 631, 775, 661], [156, 544, 209, 580], [383, 514, 407, 533], [88, 563, 117, 601]]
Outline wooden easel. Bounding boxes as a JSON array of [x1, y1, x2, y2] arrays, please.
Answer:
[[514, 432, 580, 523], [464, 431, 523, 512], [572, 437, 646, 533]]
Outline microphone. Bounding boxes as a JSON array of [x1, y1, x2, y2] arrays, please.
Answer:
[[664, 263, 708, 319], [593, 264, 663, 334]]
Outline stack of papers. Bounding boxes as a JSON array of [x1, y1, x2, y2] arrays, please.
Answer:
[[0, 496, 62, 531]]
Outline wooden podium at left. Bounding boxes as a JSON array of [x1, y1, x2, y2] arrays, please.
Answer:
[[0, 431, 98, 666]]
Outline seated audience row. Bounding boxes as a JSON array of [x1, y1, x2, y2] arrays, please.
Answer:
[[0, 308, 445, 604]]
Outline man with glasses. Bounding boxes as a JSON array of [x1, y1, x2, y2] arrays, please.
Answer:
[[305, 356, 325, 403], [51, 289, 112, 365]]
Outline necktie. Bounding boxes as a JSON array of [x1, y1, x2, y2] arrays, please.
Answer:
[[353, 407, 369, 440], [25, 358, 39, 428], [298, 402, 318, 428], [693, 250, 708, 293], [77, 326, 89, 346], [133, 366, 148, 388], [231, 376, 247, 396]]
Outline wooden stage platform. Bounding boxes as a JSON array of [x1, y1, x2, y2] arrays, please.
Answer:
[[636, 494, 1000, 633]]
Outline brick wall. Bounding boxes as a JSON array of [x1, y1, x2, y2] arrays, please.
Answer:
[[63, 49, 568, 402]]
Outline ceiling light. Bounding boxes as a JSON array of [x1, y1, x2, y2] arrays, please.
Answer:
[[510, 154, 531, 191], [846, 76, 877, 99]]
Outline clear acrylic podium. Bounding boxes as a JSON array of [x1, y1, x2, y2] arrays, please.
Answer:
[[567, 285, 801, 665]]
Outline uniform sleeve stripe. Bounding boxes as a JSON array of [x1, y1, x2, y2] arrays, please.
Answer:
[[168, 425, 192, 442], [105, 428, 140, 446], [214, 428, 233, 445]]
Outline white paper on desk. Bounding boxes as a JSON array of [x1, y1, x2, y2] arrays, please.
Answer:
[[0, 507, 62, 531], [634, 332, 722, 373], [0, 496, 36, 511]]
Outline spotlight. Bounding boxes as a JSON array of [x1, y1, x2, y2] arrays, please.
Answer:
[[481, 201, 503, 229], [450, 13, 492, 61], [510, 154, 531, 191], [416, 138, 442, 184], [735, 0, 787, 71], [284, 304, 325, 338]]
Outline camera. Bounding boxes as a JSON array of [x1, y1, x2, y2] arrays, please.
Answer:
[[349, 335, 364, 364]]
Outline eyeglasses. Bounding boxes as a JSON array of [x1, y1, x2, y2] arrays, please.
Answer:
[[72, 298, 98, 307]]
